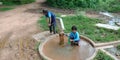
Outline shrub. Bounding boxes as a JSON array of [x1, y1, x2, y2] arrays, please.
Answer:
[[1, 0, 35, 5], [107, 0, 120, 12], [1, 0, 17, 5], [94, 50, 114, 60], [20, 0, 35, 4], [46, 0, 120, 12], [0, 7, 13, 11], [46, 0, 114, 9]]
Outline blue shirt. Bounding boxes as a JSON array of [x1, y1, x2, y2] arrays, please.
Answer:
[[69, 32, 80, 41], [45, 11, 56, 24]]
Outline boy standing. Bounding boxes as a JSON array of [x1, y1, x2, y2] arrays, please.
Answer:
[[42, 10, 56, 34], [69, 26, 80, 46]]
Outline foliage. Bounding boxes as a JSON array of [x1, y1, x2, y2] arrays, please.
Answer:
[[46, 0, 113, 9], [34, 42, 41, 51], [94, 50, 114, 60], [107, 0, 120, 12], [38, 16, 48, 31], [0, 0, 35, 5], [46, 0, 120, 12], [20, 0, 35, 4], [0, 7, 13, 11], [116, 44, 120, 50]]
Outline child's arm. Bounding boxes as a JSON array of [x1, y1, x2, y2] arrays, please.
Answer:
[[69, 32, 74, 41], [48, 12, 52, 25]]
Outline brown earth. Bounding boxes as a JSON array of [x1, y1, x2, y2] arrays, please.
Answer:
[[0, 0, 46, 60]]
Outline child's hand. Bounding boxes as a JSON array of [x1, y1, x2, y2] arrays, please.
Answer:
[[70, 40, 73, 41], [48, 24, 51, 26]]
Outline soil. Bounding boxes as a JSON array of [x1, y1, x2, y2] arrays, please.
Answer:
[[0, 0, 44, 60]]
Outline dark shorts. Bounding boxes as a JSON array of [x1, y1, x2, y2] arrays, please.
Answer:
[[71, 40, 80, 46], [51, 16, 56, 25]]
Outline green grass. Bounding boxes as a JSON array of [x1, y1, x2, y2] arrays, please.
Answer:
[[116, 44, 120, 50], [0, 7, 14, 11], [38, 15, 120, 43], [34, 42, 41, 51], [38, 16, 48, 31], [62, 15, 120, 42], [1, 0, 35, 5], [107, 0, 120, 12], [94, 50, 114, 60]]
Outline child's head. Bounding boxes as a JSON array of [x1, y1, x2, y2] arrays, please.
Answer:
[[42, 9, 48, 15], [71, 26, 77, 33]]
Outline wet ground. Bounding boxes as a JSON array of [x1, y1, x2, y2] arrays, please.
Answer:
[[0, 0, 43, 60], [43, 35, 95, 60]]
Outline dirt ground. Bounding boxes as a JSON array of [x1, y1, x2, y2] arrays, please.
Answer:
[[0, 0, 46, 60]]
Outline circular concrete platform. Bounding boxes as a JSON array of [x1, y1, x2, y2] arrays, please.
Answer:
[[40, 35, 95, 60]]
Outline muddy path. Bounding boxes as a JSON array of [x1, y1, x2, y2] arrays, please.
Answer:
[[0, 0, 46, 60]]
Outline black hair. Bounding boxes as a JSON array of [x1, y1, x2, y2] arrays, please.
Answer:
[[42, 9, 48, 14], [71, 26, 77, 30]]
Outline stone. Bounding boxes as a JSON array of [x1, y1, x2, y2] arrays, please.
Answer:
[[95, 23, 120, 30], [0, 2, 3, 5], [116, 23, 120, 26], [61, 15, 67, 17], [115, 51, 120, 56]]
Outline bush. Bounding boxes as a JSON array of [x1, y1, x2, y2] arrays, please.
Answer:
[[107, 0, 120, 12], [1, 0, 35, 5], [20, 0, 35, 4], [116, 44, 120, 50], [46, 0, 114, 9], [0, 7, 13, 11], [94, 50, 114, 60], [46, 0, 120, 12]]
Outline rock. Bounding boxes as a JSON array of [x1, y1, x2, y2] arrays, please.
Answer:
[[116, 23, 120, 26], [0, 2, 3, 5], [95, 23, 120, 30], [115, 51, 120, 56]]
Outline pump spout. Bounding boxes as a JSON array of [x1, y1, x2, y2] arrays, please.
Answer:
[[56, 17, 65, 46]]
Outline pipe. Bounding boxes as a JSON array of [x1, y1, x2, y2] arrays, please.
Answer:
[[56, 17, 65, 32]]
